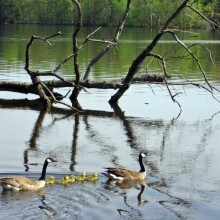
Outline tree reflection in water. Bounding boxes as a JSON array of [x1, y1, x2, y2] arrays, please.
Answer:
[[1, 98, 220, 219]]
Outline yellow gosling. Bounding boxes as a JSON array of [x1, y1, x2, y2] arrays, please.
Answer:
[[63, 175, 70, 181], [84, 173, 98, 181], [75, 172, 86, 181], [45, 176, 55, 185], [69, 176, 75, 183], [56, 176, 69, 185], [56, 179, 67, 185]]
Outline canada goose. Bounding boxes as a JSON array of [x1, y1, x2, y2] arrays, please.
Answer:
[[102, 152, 146, 181], [0, 157, 57, 191]]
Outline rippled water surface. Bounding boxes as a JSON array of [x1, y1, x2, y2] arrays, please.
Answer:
[[1, 24, 220, 219]]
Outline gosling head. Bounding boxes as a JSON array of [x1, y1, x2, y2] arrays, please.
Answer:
[[63, 175, 69, 181], [93, 173, 98, 178], [49, 176, 55, 181], [70, 175, 75, 180]]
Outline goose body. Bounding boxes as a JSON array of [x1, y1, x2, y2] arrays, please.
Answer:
[[0, 157, 57, 191], [102, 153, 146, 181]]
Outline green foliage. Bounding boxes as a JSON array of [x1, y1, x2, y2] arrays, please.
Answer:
[[0, 0, 219, 27], [0, 0, 74, 24], [0, 0, 22, 23]]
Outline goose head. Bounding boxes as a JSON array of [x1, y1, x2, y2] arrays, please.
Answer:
[[46, 157, 58, 164]]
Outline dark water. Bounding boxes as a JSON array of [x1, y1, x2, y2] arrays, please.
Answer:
[[0, 24, 220, 219]]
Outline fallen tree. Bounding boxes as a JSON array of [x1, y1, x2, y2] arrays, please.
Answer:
[[0, 0, 219, 113]]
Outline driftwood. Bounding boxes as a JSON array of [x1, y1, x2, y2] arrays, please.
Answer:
[[0, 74, 164, 96]]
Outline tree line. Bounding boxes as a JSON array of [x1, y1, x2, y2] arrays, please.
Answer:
[[0, 0, 219, 28]]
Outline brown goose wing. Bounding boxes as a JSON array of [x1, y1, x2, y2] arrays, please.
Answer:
[[0, 176, 36, 187], [106, 168, 138, 179]]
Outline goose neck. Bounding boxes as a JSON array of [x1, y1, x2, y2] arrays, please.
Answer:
[[139, 155, 145, 172], [39, 160, 48, 180]]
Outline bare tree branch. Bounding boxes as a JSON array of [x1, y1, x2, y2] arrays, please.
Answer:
[[188, 43, 216, 67], [186, 3, 220, 29], [71, 0, 82, 84], [164, 29, 213, 90], [24, 31, 82, 110], [25, 32, 63, 72], [40, 82, 80, 111], [148, 52, 182, 112], [52, 27, 102, 74], [109, 0, 190, 103], [83, 0, 131, 80]]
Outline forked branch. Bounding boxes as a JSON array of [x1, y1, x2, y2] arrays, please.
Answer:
[[70, 0, 131, 99]]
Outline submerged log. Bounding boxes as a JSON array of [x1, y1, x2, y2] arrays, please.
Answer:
[[0, 74, 164, 95], [0, 81, 38, 94], [129, 74, 165, 83]]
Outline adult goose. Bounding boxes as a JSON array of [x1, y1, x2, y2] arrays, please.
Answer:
[[0, 157, 57, 191], [102, 152, 146, 181]]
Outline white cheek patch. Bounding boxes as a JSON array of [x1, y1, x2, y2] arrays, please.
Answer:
[[47, 158, 52, 163], [141, 153, 146, 157]]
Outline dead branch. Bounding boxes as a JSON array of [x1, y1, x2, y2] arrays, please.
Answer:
[[109, 0, 190, 103], [71, 0, 82, 85], [186, 3, 220, 29], [148, 52, 182, 112], [39, 82, 80, 112], [70, 0, 131, 99], [84, 0, 131, 80], [164, 29, 213, 90], [109, 0, 220, 104], [25, 32, 63, 72], [0, 75, 164, 95], [52, 27, 101, 75], [188, 43, 216, 67], [24, 31, 81, 110]]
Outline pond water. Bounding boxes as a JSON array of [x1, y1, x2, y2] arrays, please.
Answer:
[[0, 24, 220, 219]]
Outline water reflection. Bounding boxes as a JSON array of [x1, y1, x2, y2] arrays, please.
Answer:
[[1, 97, 220, 219], [103, 179, 147, 219], [6, 98, 153, 171], [1, 187, 58, 218], [1, 187, 45, 198], [105, 179, 147, 206], [39, 196, 57, 217]]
